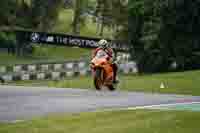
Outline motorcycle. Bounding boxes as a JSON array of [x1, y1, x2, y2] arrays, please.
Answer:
[[90, 50, 116, 91]]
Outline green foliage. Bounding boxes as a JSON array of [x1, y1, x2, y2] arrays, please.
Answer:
[[94, 0, 128, 39], [0, 0, 64, 57], [0, 31, 16, 54], [0, 0, 127, 59], [111, 0, 128, 40], [72, 0, 89, 34], [0, 0, 17, 26], [0, 0, 63, 30], [0, 0, 127, 39], [129, 0, 200, 73], [158, 0, 200, 70], [30, 0, 64, 31]]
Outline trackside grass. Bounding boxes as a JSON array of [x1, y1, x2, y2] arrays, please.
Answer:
[[0, 110, 200, 133], [0, 47, 90, 65], [12, 70, 200, 96]]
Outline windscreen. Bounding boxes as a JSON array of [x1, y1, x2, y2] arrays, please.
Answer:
[[95, 50, 108, 59]]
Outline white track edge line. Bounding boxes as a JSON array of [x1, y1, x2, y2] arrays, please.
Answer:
[[127, 101, 200, 110], [93, 101, 200, 113]]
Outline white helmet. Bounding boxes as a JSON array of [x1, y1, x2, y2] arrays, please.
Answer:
[[98, 39, 108, 49]]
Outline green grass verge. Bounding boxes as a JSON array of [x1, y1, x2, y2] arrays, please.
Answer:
[[0, 110, 200, 133], [0, 46, 90, 65], [12, 70, 200, 96], [32, 45, 90, 61]]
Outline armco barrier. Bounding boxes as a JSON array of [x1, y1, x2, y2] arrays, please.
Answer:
[[0, 60, 138, 82]]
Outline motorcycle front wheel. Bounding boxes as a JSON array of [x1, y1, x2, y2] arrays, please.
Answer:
[[94, 68, 104, 90]]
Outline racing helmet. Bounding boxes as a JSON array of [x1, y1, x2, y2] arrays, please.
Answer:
[[98, 39, 108, 49]]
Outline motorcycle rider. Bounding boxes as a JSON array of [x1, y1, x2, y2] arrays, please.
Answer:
[[92, 39, 119, 84]]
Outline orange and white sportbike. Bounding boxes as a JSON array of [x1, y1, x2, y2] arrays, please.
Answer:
[[90, 50, 116, 91]]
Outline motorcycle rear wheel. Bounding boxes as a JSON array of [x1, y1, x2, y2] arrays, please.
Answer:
[[108, 85, 116, 91]]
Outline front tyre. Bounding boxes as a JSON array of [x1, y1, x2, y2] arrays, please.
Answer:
[[94, 68, 103, 90]]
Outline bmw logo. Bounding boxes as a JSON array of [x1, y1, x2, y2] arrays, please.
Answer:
[[30, 33, 40, 42]]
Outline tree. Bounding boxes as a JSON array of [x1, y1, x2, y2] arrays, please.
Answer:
[[129, 0, 173, 72], [31, 0, 63, 31], [111, 0, 128, 40], [129, 0, 200, 72], [0, 0, 64, 56], [72, 0, 88, 35], [0, 0, 17, 27], [95, 0, 113, 36], [94, 0, 128, 39], [158, 0, 200, 70], [0, 0, 63, 31]]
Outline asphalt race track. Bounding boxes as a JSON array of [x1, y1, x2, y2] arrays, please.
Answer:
[[0, 85, 200, 122]]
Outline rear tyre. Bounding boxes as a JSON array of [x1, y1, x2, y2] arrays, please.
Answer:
[[108, 85, 116, 91]]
